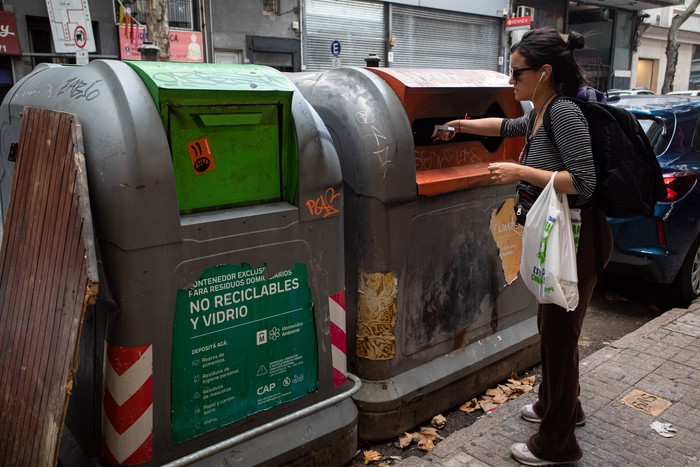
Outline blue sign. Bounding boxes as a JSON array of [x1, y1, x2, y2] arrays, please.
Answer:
[[331, 40, 341, 57]]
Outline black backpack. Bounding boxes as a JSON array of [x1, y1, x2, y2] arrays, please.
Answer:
[[543, 97, 667, 218]]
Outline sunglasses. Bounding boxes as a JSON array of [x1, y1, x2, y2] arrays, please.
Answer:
[[509, 66, 538, 81]]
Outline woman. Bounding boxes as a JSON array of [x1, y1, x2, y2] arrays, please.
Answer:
[[436, 27, 613, 465]]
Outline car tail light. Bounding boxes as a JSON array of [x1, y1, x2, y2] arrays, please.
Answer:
[[663, 171, 698, 202]]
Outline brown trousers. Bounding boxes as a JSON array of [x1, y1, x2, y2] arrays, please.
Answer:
[[526, 207, 613, 462]]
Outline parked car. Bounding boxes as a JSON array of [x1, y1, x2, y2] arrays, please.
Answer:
[[667, 90, 700, 97], [607, 88, 655, 97], [607, 95, 700, 305]]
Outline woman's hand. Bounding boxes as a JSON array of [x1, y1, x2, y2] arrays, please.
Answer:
[[488, 162, 522, 184], [432, 125, 457, 142]]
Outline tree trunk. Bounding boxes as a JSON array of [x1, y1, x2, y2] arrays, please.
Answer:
[[146, 0, 170, 61], [662, 0, 700, 93]]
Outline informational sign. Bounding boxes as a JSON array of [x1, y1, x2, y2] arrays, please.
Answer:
[[118, 27, 204, 62], [171, 263, 318, 442], [331, 40, 341, 57], [0, 11, 21, 56], [505, 16, 532, 32], [75, 49, 89, 65], [44, 0, 96, 53]]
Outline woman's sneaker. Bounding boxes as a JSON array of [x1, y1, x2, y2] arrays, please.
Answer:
[[520, 404, 586, 426], [510, 443, 580, 466]]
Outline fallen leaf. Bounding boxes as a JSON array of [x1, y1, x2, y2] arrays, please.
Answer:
[[419, 426, 444, 441], [398, 432, 414, 449], [416, 435, 434, 451], [479, 399, 497, 413], [498, 384, 513, 396], [486, 387, 503, 397], [431, 414, 446, 429], [459, 398, 479, 413], [363, 450, 382, 464]]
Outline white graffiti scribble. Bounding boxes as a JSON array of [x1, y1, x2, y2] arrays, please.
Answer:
[[373, 147, 392, 178], [415, 147, 481, 171], [356, 110, 375, 125], [362, 125, 387, 146]]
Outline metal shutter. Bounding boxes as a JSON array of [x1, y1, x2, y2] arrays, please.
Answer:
[[305, 0, 385, 71], [391, 5, 501, 70]]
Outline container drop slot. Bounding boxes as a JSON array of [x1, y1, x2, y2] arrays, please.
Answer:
[[413, 102, 523, 197]]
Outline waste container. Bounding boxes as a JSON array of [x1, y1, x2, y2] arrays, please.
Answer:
[[290, 67, 539, 440], [0, 61, 359, 466]]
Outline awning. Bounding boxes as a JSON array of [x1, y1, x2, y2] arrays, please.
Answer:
[[580, 0, 683, 11]]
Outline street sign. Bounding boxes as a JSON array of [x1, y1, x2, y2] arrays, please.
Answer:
[[331, 40, 341, 57], [75, 49, 89, 65], [505, 16, 532, 32], [44, 0, 96, 53], [74, 25, 87, 49]]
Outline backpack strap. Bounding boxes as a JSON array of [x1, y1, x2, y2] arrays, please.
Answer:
[[542, 95, 570, 151], [542, 96, 606, 284]]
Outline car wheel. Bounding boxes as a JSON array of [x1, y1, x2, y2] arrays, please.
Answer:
[[672, 235, 700, 306]]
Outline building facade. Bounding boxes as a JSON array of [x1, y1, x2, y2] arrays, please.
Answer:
[[0, 0, 684, 102], [633, 0, 700, 92]]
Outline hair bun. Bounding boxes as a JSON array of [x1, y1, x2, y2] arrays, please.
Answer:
[[567, 31, 585, 51]]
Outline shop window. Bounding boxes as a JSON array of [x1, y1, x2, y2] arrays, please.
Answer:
[[25, 16, 69, 67], [690, 45, 700, 90], [116, 0, 195, 30]]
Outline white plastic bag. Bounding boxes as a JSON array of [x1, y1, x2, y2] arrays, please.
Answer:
[[520, 172, 579, 311]]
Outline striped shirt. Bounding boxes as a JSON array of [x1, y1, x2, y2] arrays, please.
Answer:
[[501, 98, 596, 207]]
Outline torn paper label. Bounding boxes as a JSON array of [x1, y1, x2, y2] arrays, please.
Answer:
[[489, 198, 523, 285]]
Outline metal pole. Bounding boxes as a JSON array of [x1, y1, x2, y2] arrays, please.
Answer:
[[162, 374, 362, 466]]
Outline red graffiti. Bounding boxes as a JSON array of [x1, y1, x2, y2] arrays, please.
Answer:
[[306, 188, 341, 218]]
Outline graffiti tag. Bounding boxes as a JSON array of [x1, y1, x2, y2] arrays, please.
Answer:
[[305, 188, 341, 218], [58, 77, 102, 101]]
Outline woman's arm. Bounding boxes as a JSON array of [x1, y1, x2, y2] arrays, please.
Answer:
[[487, 163, 578, 194], [448, 117, 504, 137], [433, 117, 505, 140]]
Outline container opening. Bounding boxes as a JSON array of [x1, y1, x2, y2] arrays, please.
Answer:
[[412, 101, 523, 197], [412, 102, 506, 152]]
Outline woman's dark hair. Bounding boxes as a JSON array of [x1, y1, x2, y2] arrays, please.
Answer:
[[510, 27, 587, 97]]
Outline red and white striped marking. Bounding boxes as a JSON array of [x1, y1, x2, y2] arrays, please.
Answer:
[[329, 291, 347, 387], [102, 343, 153, 465]]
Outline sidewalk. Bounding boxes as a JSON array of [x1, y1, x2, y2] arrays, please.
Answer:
[[396, 300, 700, 467]]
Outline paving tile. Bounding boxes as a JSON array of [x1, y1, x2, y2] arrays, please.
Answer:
[[654, 360, 700, 387], [394, 305, 700, 467], [439, 451, 490, 467], [636, 372, 694, 403]]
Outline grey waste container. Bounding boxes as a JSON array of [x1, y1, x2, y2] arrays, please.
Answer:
[[290, 67, 539, 440], [0, 60, 359, 466]]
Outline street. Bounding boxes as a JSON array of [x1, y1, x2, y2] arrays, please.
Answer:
[[349, 273, 674, 466]]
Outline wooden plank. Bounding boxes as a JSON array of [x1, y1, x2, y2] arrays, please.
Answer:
[[0, 107, 98, 467]]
